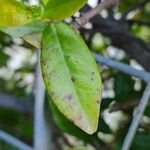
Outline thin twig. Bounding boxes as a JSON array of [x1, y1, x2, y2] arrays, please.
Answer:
[[34, 50, 52, 150], [73, 0, 120, 29], [0, 130, 33, 150], [121, 83, 150, 150], [94, 54, 150, 82]]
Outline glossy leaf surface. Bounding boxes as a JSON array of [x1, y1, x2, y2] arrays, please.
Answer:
[[41, 23, 102, 134], [43, 0, 87, 20], [0, 0, 42, 26]]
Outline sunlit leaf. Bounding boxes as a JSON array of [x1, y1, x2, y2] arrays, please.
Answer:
[[43, 0, 87, 20], [0, 0, 42, 27], [41, 23, 102, 134]]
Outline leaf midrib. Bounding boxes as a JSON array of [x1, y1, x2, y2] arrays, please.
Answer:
[[51, 24, 92, 128]]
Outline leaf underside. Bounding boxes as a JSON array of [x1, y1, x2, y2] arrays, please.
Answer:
[[0, 21, 47, 37], [41, 23, 102, 134]]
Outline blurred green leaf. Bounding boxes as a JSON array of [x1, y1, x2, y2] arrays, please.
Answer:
[[91, 33, 109, 53], [114, 73, 136, 102], [66, 147, 87, 150], [98, 117, 112, 134], [43, 0, 87, 20], [42, 0, 49, 5], [0, 108, 33, 139], [0, 141, 19, 150], [19, 120, 33, 138], [131, 132, 150, 150], [16, 66, 34, 73], [0, 51, 9, 67], [119, 0, 137, 13], [101, 98, 113, 110], [144, 102, 150, 117], [132, 25, 150, 43]]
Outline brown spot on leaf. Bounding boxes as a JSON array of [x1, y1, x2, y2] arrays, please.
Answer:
[[50, 92, 55, 97], [96, 88, 100, 92], [97, 100, 100, 104], [91, 77, 94, 81], [42, 73, 46, 78], [41, 60, 47, 66], [43, 62, 46, 66], [71, 76, 76, 82], [64, 94, 73, 101], [77, 112, 83, 121], [66, 55, 70, 59]]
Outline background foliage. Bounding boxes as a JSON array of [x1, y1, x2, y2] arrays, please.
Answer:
[[0, 0, 150, 149]]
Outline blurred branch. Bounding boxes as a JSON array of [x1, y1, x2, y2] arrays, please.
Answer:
[[77, 2, 150, 71], [0, 94, 33, 113], [87, 15, 150, 71], [73, 0, 121, 29], [127, 19, 150, 27], [79, 2, 150, 71], [121, 0, 149, 20], [34, 50, 52, 150], [0, 130, 33, 150], [109, 100, 139, 112], [121, 83, 150, 150], [95, 54, 150, 82]]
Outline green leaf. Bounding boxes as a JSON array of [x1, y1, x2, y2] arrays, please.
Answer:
[[23, 32, 42, 48], [41, 23, 102, 134], [101, 98, 113, 110], [98, 117, 112, 134], [42, 0, 49, 5], [66, 147, 87, 150], [0, 51, 9, 67], [114, 73, 136, 102], [144, 102, 150, 117], [50, 100, 94, 141], [0, 0, 42, 27], [0, 21, 47, 37], [43, 0, 87, 20], [131, 132, 150, 150]]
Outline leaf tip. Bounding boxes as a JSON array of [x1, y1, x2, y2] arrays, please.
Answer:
[[82, 123, 98, 135]]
